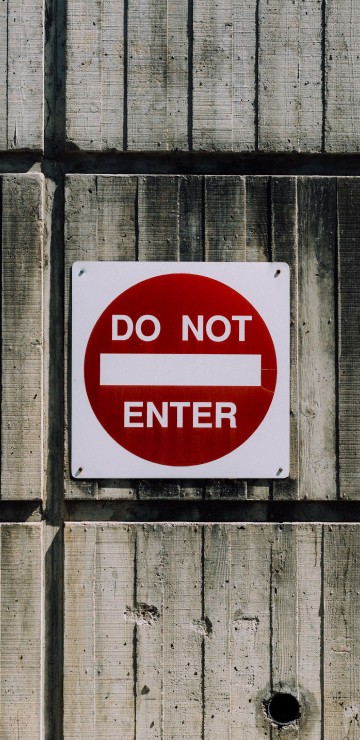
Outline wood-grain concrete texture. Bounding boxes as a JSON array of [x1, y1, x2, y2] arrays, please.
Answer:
[[0, 0, 43, 150], [1, 174, 45, 500], [1, 0, 359, 153], [63, 522, 360, 739], [63, 174, 360, 501], [0, 524, 43, 738], [64, 0, 359, 153]]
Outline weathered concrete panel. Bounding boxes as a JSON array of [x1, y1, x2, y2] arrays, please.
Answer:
[[337, 179, 360, 499], [63, 523, 360, 736], [258, 0, 322, 152], [0, 0, 43, 150], [193, 0, 256, 151], [64, 175, 342, 500], [66, 0, 124, 150], [326, 0, 360, 152], [1, 174, 44, 500], [0, 524, 43, 738]]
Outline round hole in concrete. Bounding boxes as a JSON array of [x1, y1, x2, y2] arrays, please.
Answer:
[[267, 692, 301, 726]]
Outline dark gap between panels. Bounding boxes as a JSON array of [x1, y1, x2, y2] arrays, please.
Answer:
[[2, 500, 360, 524], [0, 501, 43, 522], [62, 499, 360, 523], [1, 152, 360, 176]]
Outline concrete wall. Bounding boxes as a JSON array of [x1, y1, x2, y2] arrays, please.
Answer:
[[1, 1, 360, 737]]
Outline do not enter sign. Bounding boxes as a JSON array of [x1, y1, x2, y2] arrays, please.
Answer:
[[72, 262, 289, 479], [85, 274, 276, 466]]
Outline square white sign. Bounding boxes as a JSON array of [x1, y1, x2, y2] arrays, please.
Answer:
[[71, 262, 289, 479]]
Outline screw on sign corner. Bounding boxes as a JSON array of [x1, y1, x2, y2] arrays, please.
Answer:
[[266, 693, 301, 727]]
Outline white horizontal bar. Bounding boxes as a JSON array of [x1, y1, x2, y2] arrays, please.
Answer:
[[100, 353, 261, 387]]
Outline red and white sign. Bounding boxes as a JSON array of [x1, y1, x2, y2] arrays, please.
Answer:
[[72, 262, 289, 478]]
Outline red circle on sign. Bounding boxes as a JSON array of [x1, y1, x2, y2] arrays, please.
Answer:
[[84, 274, 277, 467]]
